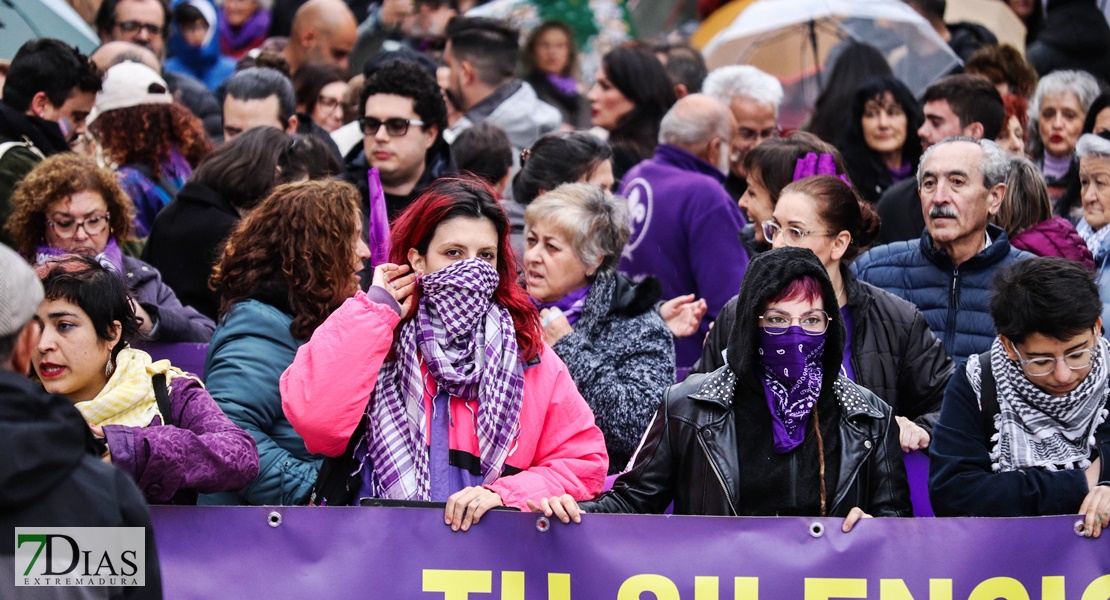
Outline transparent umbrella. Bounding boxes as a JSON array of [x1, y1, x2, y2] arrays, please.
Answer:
[[0, 0, 100, 60], [702, 0, 961, 129]]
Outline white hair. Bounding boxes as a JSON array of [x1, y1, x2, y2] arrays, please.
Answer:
[[1076, 133, 1110, 159], [917, 137, 1011, 188], [702, 65, 784, 117], [1028, 70, 1101, 122]]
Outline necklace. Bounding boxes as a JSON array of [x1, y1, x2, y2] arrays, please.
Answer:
[[834, 282, 846, 307]]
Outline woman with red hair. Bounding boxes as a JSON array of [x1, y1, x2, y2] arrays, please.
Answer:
[[280, 176, 607, 529]]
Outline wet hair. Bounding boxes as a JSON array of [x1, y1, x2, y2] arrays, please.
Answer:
[[6, 154, 135, 259], [993, 156, 1051, 237], [512, 132, 613, 205], [653, 42, 708, 95], [390, 176, 542, 360], [839, 76, 923, 203], [743, 132, 847, 205], [965, 44, 1038, 98], [89, 102, 213, 178], [225, 67, 297, 126], [808, 41, 892, 145], [990, 256, 1101, 344], [211, 180, 363, 339], [524, 183, 629, 275], [451, 123, 513, 187], [522, 21, 579, 78], [445, 17, 520, 87], [36, 255, 141, 361], [600, 46, 676, 166], [292, 62, 346, 118], [922, 74, 1005, 140], [780, 175, 880, 262], [2, 38, 102, 113]]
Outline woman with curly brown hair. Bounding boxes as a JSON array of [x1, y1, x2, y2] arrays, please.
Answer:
[[5, 153, 215, 343], [88, 61, 213, 238], [199, 179, 370, 505]]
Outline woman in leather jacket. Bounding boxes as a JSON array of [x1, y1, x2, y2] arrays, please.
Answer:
[[529, 247, 912, 528], [696, 173, 954, 453]]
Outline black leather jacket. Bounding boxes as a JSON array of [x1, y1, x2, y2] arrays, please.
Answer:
[[581, 367, 912, 518]]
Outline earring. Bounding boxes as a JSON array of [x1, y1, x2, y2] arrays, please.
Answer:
[[105, 357, 115, 378]]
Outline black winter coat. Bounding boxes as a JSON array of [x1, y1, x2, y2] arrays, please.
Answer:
[[694, 268, 954, 433], [580, 367, 912, 517], [0, 371, 162, 597], [144, 181, 240, 320], [874, 178, 924, 245], [1026, 0, 1110, 84]]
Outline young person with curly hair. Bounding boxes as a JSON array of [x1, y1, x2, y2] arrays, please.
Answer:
[[281, 176, 608, 526], [201, 180, 370, 505], [5, 153, 214, 342], [88, 61, 212, 237]]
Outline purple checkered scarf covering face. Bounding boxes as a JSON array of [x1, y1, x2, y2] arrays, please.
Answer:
[[365, 258, 525, 500]]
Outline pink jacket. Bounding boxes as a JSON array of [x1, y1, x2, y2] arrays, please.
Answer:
[[280, 290, 608, 508]]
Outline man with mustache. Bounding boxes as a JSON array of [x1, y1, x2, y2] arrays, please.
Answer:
[[853, 137, 1033, 363], [874, 75, 1005, 245]]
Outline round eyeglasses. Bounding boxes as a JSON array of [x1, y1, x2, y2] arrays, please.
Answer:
[[1010, 341, 1096, 377], [47, 213, 111, 239], [758, 310, 831, 336]]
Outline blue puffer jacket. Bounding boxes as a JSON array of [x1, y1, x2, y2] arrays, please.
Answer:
[[165, 0, 237, 92], [852, 224, 1033, 363], [199, 300, 321, 505]]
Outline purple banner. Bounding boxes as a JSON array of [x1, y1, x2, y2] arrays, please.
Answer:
[[151, 507, 1109, 598]]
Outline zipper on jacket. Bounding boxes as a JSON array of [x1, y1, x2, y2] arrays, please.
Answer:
[[697, 433, 739, 516], [945, 268, 960, 345]]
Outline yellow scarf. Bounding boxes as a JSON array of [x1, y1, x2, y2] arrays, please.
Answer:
[[75, 347, 201, 427]]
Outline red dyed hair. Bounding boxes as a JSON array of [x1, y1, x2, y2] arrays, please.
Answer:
[[390, 176, 543, 361], [1003, 93, 1030, 134], [766, 275, 823, 306]]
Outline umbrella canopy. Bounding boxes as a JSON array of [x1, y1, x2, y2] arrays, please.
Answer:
[[691, 0, 756, 50], [945, 0, 1026, 53], [702, 0, 961, 129], [0, 0, 100, 60]]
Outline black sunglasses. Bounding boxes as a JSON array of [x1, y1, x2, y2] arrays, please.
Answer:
[[359, 116, 425, 137]]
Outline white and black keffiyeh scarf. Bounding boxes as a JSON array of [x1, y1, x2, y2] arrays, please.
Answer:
[[363, 258, 525, 501], [967, 337, 1110, 472]]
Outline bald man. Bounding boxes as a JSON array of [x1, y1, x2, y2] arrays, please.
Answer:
[[617, 94, 750, 371], [283, 0, 359, 74]]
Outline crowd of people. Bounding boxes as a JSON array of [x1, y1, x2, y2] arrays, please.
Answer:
[[4, 0, 1110, 591]]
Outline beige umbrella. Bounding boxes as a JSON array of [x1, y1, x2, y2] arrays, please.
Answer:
[[945, 0, 1027, 53]]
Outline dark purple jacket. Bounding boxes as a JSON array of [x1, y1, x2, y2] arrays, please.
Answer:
[[617, 144, 750, 369], [103, 375, 259, 504], [1009, 217, 1095, 271]]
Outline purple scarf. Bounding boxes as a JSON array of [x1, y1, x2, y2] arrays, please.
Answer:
[[218, 7, 270, 54], [545, 72, 579, 97], [530, 283, 591, 325], [36, 238, 125, 275], [363, 259, 525, 501], [757, 327, 825, 453]]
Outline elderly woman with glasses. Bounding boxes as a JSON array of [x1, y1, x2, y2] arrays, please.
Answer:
[[530, 247, 912, 528], [697, 170, 954, 454], [5, 154, 215, 342]]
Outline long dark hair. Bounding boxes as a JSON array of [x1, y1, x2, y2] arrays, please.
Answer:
[[601, 46, 675, 169], [838, 76, 922, 203], [808, 42, 892, 145], [512, 132, 613, 205]]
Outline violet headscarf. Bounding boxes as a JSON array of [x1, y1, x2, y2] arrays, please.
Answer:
[[362, 258, 525, 501]]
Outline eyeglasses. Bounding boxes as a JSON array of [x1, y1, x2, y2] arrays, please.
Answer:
[[359, 116, 425, 137], [1010, 340, 1096, 377], [317, 95, 344, 112], [736, 126, 780, 143], [758, 310, 831, 336], [762, 220, 838, 244], [116, 20, 163, 37], [47, 213, 111, 238]]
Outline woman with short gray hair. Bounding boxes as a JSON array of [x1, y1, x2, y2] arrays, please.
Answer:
[[1028, 70, 1101, 217], [524, 183, 675, 473]]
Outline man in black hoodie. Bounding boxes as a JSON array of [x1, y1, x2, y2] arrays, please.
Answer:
[[0, 39, 102, 246], [0, 243, 162, 598]]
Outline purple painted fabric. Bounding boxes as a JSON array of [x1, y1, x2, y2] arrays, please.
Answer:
[[530, 283, 591, 325], [757, 327, 825, 453], [840, 305, 856, 382], [103, 375, 258, 503], [367, 167, 390, 270], [1010, 216, 1095, 271]]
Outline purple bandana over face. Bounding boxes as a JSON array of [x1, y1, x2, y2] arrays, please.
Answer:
[[757, 326, 825, 453]]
